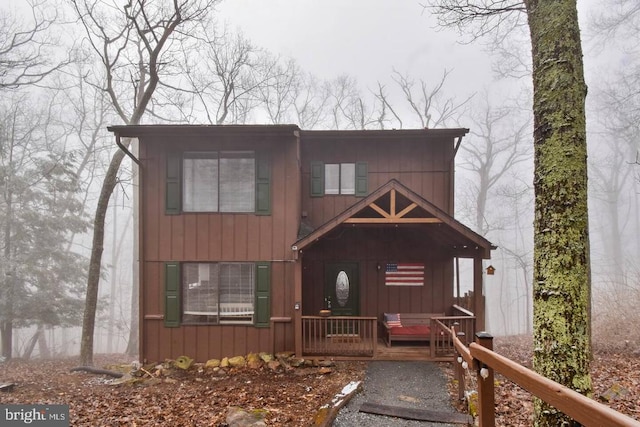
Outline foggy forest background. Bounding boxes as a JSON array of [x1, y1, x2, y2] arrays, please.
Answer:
[[1, 0, 638, 359]]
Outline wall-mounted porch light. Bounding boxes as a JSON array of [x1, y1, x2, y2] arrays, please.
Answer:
[[486, 265, 495, 275]]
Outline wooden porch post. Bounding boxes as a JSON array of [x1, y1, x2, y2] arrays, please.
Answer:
[[294, 258, 302, 357], [475, 332, 495, 426], [473, 257, 485, 331]]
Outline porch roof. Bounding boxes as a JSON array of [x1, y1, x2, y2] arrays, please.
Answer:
[[293, 179, 496, 259]]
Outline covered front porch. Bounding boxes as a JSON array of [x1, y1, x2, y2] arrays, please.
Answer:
[[291, 180, 495, 360], [300, 305, 475, 361]]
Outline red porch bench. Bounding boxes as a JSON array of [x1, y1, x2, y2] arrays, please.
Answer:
[[381, 312, 445, 347]]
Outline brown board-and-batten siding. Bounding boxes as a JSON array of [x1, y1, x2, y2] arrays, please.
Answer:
[[299, 130, 460, 227], [136, 126, 300, 362]]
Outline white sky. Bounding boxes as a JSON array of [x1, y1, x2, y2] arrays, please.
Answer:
[[216, 0, 494, 98]]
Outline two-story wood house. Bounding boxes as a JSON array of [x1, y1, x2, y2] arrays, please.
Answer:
[[108, 125, 494, 363]]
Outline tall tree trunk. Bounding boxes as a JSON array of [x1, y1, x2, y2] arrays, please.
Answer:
[[526, 0, 593, 425], [79, 148, 127, 366]]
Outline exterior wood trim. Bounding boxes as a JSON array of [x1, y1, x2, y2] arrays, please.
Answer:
[[294, 179, 493, 258], [343, 217, 442, 224]]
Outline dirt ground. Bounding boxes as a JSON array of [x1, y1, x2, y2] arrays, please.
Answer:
[[1, 337, 639, 426]]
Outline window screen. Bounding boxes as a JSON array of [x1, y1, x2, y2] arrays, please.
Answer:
[[325, 163, 355, 195], [182, 262, 254, 324], [182, 151, 255, 212]]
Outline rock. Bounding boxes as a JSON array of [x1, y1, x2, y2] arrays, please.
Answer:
[[317, 360, 335, 367], [275, 351, 294, 359], [226, 406, 267, 427], [318, 367, 333, 375], [247, 353, 262, 369], [267, 361, 281, 371], [289, 358, 305, 368], [601, 383, 629, 402], [220, 357, 229, 368], [258, 352, 273, 363], [174, 356, 193, 370], [205, 359, 221, 369], [228, 356, 247, 368]]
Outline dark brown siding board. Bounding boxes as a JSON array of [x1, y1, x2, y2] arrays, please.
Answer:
[[195, 327, 209, 362], [143, 263, 160, 315], [143, 320, 158, 362], [171, 327, 185, 359], [196, 215, 209, 260], [246, 327, 259, 354], [258, 216, 271, 260], [233, 215, 248, 259], [171, 216, 184, 260], [144, 143, 160, 262], [221, 327, 235, 358], [246, 217, 260, 261], [233, 327, 247, 355], [207, 328, 219, 360], [183, 326, 197, 358], [184, 214, 197, 260], [221, 216, 235, 261], [208, 215, 222, 260]]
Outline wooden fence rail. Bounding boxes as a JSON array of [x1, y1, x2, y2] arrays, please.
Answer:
[[450, 329, 640, 427]]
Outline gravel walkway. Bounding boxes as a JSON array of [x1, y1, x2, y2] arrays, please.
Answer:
[[333, 361, 465, 427]]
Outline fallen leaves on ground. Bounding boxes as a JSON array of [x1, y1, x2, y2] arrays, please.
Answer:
[[444, 335, 640, 426], [2, 337, 638, 426], [0, 356, 366, 426]]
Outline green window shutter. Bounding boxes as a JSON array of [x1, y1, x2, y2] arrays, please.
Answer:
[[355, 162, 368, 197], [254, 262, 271, 328], [255, 152, 271, 215], [166, 153, 181, 215], [164, 262, 181, 327], [310, 161, 324, 197]]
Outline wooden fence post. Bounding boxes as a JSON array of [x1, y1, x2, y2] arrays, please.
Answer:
[[456, 331, 466, 401], [475, 332, 495, 427]]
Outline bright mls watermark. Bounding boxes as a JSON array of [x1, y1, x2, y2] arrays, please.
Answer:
[[1, 405, 69, 426]]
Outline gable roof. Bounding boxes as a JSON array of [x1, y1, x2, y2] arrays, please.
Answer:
[[293, 179, 495, 259]]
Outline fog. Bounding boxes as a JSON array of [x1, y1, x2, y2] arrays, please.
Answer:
[[1, 0, 638, 359]]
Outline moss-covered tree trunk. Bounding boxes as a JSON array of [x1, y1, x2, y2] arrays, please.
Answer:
[[525, 0, 592, 425]]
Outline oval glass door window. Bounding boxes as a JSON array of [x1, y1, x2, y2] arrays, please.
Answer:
[[335, 271, 350, 307]]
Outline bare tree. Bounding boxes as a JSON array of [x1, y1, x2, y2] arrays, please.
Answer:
[[181, 29, 285, 125], [290, 72, 330, 129], [0, 1, 68, 88], [428, 0, 593, 424], [458, 94, 531, 235], [390, 69, 473, 128], [70, 0, 219, 366]]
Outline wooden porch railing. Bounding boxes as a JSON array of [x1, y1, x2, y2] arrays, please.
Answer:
[[448, 329, 640, 427], [430, 304, 476, 358], [301, 316, 377, 358]]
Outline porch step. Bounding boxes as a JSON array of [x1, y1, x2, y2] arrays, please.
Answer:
[[360, 402, 472, 425]]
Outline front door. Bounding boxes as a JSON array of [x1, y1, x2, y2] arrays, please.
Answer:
[[324, 262, 359, 316]]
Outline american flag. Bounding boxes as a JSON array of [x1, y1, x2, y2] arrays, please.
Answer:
[[385, 263, 424, 286]]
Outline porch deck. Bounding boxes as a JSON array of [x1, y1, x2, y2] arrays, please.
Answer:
[[301, 309, 474, 361]]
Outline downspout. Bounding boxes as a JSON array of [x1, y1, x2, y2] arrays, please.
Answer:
[[453, 135, 463, 158], [116, 134, 141, 167]]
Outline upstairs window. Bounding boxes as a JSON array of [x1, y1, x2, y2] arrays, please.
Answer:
[[325, 163, 355, 195], [183, 151, 255, 212], [311, 161, 368, 197], [165, 151, 271, 215]]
